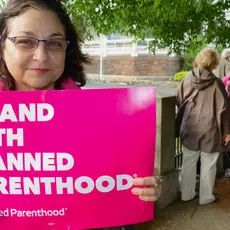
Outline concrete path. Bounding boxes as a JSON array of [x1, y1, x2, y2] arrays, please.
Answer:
[[84, 80, 176, 96], [135, 176, 230, 230]]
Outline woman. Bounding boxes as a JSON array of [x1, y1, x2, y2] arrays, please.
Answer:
[[222, 73, 230, 100], [213, 48, 230, 79], [0, 0, 162, 226], [176, 48, 230, 205]]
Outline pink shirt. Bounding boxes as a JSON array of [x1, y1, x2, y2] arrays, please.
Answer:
[[222, 74, 230, 87], [0, 78, 80, 91], [222, 74, 230, 100]]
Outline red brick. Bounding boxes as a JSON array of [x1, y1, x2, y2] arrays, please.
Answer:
[[84, 56, 182, 76]]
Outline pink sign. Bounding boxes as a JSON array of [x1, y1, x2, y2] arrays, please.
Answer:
[[0, 87, 156, 230]]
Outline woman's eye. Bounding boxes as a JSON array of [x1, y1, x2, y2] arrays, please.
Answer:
[[48, 41, 62, 47], [17, 39, 34, 45]]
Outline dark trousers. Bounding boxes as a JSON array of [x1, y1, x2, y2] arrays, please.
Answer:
[[223, 152, 230, 170]]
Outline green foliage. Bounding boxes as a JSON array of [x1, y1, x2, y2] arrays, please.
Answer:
[[176, 138, 181, 152], [173, 71, 190, 81], [216, 45, 224, 55], [0, 0, 5, 8], [182, 35, 208, 71], [62, 0, 230, 55]]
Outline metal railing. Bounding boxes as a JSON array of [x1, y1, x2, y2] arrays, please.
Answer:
[[175, 138, 183, 170]]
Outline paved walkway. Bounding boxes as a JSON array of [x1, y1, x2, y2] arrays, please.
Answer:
[[84, 80, 176, 95], [135, 176, 230, 230]]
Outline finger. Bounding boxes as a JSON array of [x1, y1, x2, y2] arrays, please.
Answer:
[[132, 187, 157, 196], [139, 195, 158, 202], [133, 177, 157, 186]]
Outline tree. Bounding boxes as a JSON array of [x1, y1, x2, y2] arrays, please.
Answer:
[[0, 0, 5, 9], [62, 0, 230, 54]]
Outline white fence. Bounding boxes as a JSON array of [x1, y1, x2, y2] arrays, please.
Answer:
[[82, 37, 174, 57]]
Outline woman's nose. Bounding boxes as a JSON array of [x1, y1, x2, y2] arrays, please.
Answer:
[[32, 42, 48, 63]]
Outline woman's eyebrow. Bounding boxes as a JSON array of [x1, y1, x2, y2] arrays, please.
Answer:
[[48, 32, 64, 38], [18, 31, 35, 36], [16, 31, 64, 38]]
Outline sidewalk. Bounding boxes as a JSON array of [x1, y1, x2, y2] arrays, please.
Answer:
[[86, 74, 179, 89], [136, 176, 230, 230]]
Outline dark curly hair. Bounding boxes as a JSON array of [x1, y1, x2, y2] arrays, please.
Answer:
[[0, 0, 89, 89]]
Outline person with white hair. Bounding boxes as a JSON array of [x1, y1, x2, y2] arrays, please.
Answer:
[[213, 48, 230, 78]]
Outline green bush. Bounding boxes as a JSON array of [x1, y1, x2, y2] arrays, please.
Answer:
[[173, 71, 190, 81], [182, 35, 207, 71]]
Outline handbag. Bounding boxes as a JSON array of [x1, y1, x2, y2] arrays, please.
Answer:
[[175, 89, 199, 137]]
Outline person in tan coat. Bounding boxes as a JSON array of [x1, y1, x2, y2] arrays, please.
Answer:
[[176, 48, 230, 205], [213, 48, 230, 78]]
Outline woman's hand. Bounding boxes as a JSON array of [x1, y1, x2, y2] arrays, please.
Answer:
[[131, 176, 162, 202], [224, 134, 230, 146]]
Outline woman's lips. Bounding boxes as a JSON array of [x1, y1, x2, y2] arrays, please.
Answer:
[[30, 68, 50, 73]]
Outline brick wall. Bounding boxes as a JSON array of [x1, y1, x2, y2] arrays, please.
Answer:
[[85, 56, 183, 77]]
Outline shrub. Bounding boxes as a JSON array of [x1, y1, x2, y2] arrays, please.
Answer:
[[173, 71, 190, 81], [182, 35, 208, 71]]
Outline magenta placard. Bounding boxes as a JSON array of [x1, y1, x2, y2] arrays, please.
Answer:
[[0, 87, 156, 230]]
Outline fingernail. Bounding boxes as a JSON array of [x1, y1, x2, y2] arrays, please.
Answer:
[[132, 188, 140, 195]]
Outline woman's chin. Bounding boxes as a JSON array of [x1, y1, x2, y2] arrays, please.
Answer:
[[24, 82, 55, 91]]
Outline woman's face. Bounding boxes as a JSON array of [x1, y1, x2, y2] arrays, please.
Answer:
[[3, 8, 66, 90]]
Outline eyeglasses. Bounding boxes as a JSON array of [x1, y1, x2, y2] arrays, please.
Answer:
[[7, 36, 69, 52]]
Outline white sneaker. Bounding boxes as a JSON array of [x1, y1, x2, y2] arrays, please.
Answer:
[[199, 197, 216, 205]]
